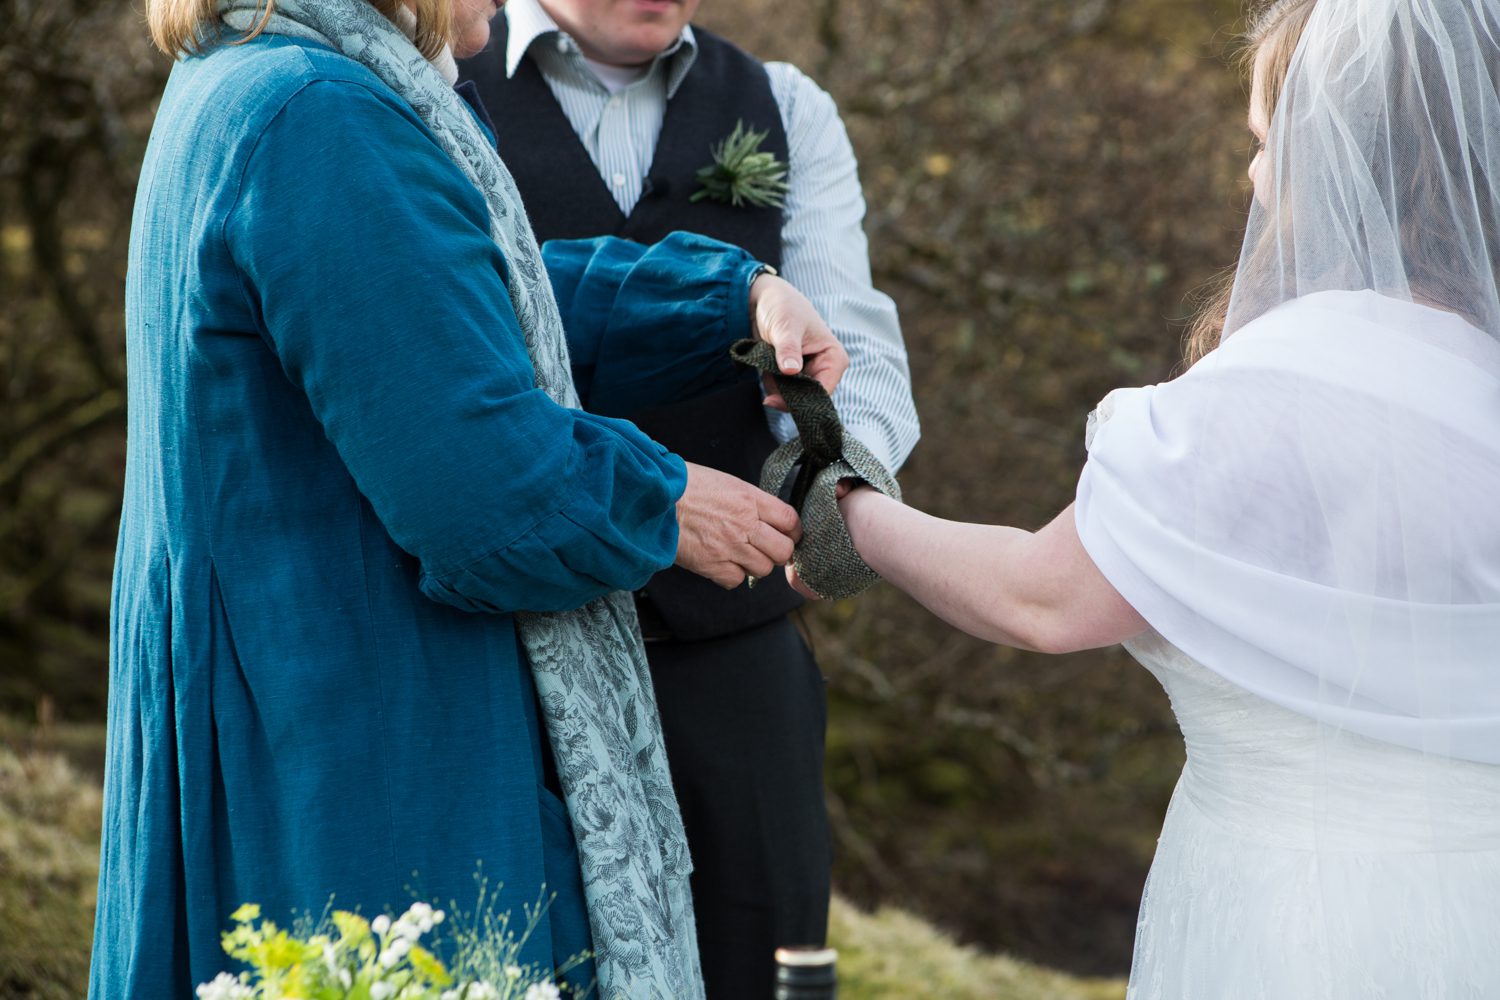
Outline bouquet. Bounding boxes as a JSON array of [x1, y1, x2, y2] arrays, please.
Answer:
[[196, 886, 587, 1000]]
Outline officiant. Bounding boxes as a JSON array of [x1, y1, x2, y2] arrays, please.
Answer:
[[91, 0, 853, 997], [459, 3, 918, 994]]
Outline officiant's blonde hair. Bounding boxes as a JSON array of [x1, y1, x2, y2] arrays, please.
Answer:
[[147, 0, 453, 60], [1185, 0, 1318, 364]]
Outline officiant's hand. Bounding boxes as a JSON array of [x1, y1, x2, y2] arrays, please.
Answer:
[[675, 463, 801, 589], [749, 272, 848, 410]]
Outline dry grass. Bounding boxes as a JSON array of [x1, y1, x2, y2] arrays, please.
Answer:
[[832, 896, 1126, 1000], [0, 739, 102, 999]]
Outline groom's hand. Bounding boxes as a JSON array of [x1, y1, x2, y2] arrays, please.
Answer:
[[675, 463, 801, 589], [749, 272, 848, 409]]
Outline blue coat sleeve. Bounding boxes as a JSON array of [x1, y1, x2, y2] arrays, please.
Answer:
[[224, 78, 686, 614], [543, 233, 763, 418]]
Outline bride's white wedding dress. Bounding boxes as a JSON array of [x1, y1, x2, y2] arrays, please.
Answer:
[[1124, 631, 1500, 1000], [1069, 1, 1500, 995]]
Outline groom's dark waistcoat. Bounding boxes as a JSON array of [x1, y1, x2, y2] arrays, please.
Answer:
[[463, 21, 802, 641]]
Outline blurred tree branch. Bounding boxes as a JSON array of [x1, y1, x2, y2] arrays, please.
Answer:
[[0, 390, 124, 496], [0, 0, 163, 713], [837, 0, 1119, 118]]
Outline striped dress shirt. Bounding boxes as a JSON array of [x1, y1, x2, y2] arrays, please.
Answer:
[[504, 0, 920, 474]]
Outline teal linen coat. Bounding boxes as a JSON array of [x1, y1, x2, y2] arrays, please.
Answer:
[[90, 34, 760, 998]]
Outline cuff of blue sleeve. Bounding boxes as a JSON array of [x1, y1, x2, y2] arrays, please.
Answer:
[[734, 260, 775, 342]]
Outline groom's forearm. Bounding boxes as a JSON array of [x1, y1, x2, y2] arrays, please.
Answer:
[[840, 492, 1146, 653]]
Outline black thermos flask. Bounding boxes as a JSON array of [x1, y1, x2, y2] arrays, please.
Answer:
[[774, 946, 837, 1000]]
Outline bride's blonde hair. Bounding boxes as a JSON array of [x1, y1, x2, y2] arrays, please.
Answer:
[[147, 0, 454, 60], [1183, 0, 1319, 365]]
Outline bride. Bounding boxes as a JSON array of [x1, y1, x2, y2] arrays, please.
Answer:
[[831, 0, 1500, 994]]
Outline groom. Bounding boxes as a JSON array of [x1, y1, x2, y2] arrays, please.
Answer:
[[459, 2, 918, 994]]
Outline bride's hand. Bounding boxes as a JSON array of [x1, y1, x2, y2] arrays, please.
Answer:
[[783, 479, 868, 599], [784, 563, 819, 600], [749, 272, 847, 409]]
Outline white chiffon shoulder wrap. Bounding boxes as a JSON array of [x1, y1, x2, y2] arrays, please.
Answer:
[[1077, 289, 1500, 764]]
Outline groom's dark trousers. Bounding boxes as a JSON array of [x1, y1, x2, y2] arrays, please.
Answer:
[[459, 22, 832, 1000]]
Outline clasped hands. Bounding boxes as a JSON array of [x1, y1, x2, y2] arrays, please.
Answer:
[[673, 273, 847, 590]]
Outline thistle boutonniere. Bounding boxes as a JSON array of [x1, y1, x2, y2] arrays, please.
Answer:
[[691, 120, 790, 210]]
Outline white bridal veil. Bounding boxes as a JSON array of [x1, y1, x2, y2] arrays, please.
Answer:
[[1076, 0, 1500, 763]]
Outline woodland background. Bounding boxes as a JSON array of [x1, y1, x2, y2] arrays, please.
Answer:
[[0, 0, 1250, 993]]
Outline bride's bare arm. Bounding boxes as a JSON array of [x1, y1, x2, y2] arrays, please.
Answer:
[[837, 489, 1148, 653]]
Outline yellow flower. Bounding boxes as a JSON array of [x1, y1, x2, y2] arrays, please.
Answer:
[[409, 944, 453, 986], [230, 903, 261, 923], [333, 910, 371, 944]]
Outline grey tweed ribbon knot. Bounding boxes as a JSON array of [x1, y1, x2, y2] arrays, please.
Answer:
[[730, 340, 902, 599]]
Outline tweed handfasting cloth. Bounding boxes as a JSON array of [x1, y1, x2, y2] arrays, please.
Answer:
[[730, 340, 901, 599], [217, 3, 702, 996]]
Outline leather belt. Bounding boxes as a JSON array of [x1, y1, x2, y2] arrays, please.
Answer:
[[633, 590, 676, 643]]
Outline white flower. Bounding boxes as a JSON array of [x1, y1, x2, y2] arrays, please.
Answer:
[[402, 903, 434, 933], [374, 934, 411, 971], [389, 903, 436, 942], [372, 914, 392, 936], [195, 973, 253, 1000], [504, 965, 523, 980], [370, 983, 396, 1000], [432, 909, 446, 925], [523, 983, 562, 1000], [440, 991, 461, 1000], [463, 982, 500, 1000], [339, 969, 353, 989]]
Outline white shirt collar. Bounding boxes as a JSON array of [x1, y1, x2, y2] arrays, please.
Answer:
[[504, 0, 698, 98]]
